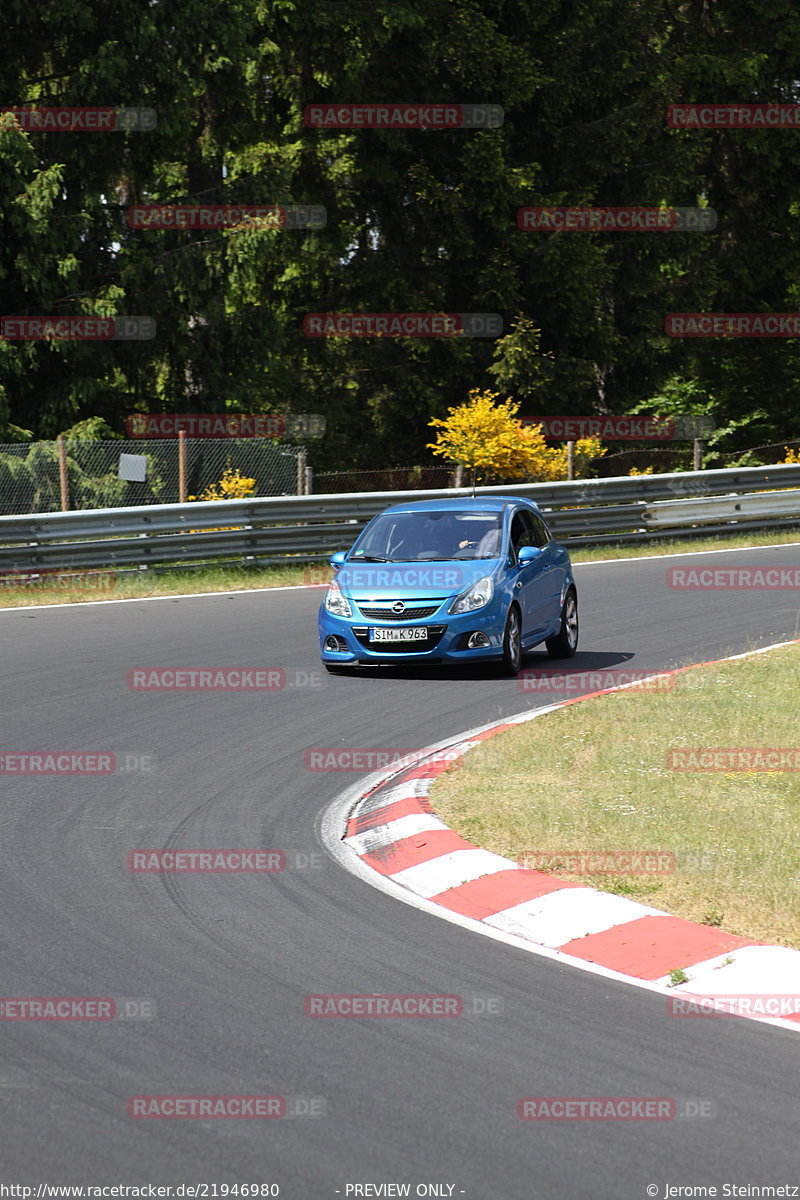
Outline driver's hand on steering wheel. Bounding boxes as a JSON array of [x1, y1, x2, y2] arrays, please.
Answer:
[[458, 539, 475, 549]]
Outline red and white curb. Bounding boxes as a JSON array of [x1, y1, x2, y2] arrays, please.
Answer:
[[320, 638, 800, 1032]]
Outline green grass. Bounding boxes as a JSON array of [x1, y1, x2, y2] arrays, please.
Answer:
[[1, 526, 798, 608], [570, 526, 800, 562], [429, 641, 800, 948], [0, 563, 318, 607]]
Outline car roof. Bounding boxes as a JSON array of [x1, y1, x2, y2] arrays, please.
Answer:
[[380, 495, 542, 516]]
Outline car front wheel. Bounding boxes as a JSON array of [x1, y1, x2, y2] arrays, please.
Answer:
[[545, 589, 578, 658], [500, 605, 523, 676]]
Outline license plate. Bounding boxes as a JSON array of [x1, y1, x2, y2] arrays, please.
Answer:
[[369, 626, 428, 643]]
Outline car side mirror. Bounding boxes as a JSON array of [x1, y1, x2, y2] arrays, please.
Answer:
[[329, 550, 347, 571], [517, 545, 543, 565]]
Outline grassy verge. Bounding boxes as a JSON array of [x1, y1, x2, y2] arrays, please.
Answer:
[[430, 641, 800, 949], [0, 526, 798, 608], [571, 526, 800, 562], [0, 563, 317, 608]]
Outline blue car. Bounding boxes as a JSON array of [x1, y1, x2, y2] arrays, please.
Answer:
[[318, 496, 578, 675]]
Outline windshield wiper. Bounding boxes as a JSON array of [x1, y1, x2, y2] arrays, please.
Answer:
[[351, 554, 392, 562]]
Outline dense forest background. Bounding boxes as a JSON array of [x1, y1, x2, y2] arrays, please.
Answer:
[[2, 0, 800, 472]]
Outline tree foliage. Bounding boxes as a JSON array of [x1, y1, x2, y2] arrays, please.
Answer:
[[2, 0, 800, 467]]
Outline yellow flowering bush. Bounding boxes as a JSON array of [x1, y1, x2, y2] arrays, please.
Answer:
[[189, 466, 257, 502], [188, 467, 257, 533]]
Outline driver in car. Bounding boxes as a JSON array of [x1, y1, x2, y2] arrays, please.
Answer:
[[457, 523, 501, 556]]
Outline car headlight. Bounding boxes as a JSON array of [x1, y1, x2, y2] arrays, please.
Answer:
[[449, 575, 494, 614], [324, 582, 352, 618]]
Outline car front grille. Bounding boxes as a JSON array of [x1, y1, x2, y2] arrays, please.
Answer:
[[357, 603, 441, 620]]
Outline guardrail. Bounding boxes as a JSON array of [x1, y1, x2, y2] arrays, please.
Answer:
[[1, 463, 800, 574]]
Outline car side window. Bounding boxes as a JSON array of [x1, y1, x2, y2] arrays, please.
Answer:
[[510, 510, 537, 559], [530, 514, 551, 548]]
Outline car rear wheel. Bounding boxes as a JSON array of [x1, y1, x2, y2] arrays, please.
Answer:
[[500, 605, 522, 676], [545, 589, 578, 658]]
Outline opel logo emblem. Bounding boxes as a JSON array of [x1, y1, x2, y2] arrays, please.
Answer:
[[392, 601, 405, 613]]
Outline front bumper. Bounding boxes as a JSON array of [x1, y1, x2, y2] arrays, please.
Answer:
[[318, 603, 505, 664]]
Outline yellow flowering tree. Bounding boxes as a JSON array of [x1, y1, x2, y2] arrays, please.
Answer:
[[428, 390, 603, 486]]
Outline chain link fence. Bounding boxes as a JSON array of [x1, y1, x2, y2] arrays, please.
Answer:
[[596, 446, 693, 476], [312, 442, 800, 493], [0, 438, 304, 515], [3, 435, 798, 514], [313, 465, 457, 493], [706, 438, 800, 468], [597, 439, 800, 477]]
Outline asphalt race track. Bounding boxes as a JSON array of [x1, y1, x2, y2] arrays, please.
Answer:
[[1, 544, 799, 1197]]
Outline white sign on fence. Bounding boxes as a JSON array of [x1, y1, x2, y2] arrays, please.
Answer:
[[118, 453, 148, 482]]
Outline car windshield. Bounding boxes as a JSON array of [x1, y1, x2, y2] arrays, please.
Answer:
[[351, 510, 504, 562]]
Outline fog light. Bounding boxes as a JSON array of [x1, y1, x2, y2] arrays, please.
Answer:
[[324, 635, 347, 652], [467, 631, 491, 649]]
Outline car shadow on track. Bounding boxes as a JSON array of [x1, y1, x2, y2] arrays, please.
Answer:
[[327, 649, 650, 683]]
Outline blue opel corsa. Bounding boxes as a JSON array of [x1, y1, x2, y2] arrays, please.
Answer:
[[318, 496, 578, 675]]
